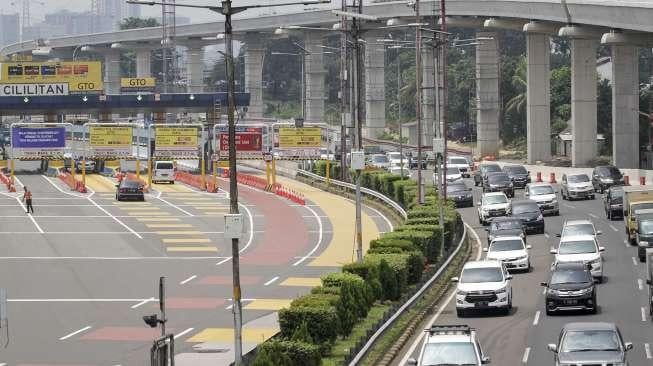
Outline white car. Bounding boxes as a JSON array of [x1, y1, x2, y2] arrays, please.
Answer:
[[561, 173, 595, 200], [445, 167, 463, 182], [369, 154, 391, 169], [388, 166, 410, 176], [551, 234, 605, 282], [153, 160, 175, 184], [477, 192, 511, 225], [453, 260, 513, 316], [408, 325, 490, 366], [557, 219, 602, 240], [484, 236, 532, 272], [447, 156, 472, 177], [525, 182, 559, 216], [386, 151, 406, 166]]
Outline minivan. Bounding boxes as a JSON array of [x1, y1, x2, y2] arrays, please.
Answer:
[[153, 160, 175, 184]]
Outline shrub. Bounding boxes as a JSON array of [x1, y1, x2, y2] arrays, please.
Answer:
[[365, 254, 410, 298], [381, 174, 404, 198], [256, 339, 322, 366], [377, 259, 399, 300], [290, 293, 339, 308], [336, 280, 358, 336], [406, 217, 440, 226], [279, 306, 339, 347], [313, 161, 327, 177], [369, 238, 418, 252], [343, 261, 383, 300], [381, 229, 441, 263], [252, 346, 292, 366]]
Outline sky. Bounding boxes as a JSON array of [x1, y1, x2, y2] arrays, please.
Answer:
[[0, 0, 339, 25]]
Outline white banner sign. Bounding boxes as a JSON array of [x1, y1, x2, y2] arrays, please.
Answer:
[[0, 83, 69, 96]]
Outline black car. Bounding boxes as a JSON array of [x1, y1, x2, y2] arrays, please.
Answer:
[[541, 262, 596, 315], [603, 186, 624, 220], [502, 165, 531, 188], [407, 153, 427, 169], [473, 163, 502, 187], [592, 165, 624, 193], [510, 200, 544, 234], [485, 217, 525, 245], [116, 179, 145, 201], [483, 172, 515, 197], [446, 182, 473, 208]]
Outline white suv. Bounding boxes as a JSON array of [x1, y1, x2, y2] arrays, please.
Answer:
[[484, 236, 532, 272], [407, 325, 490, 365], [453, 260, 513, 316], [557, 219, 602, 240], [477, 192, 511, 225], [551, 234, 605, 282], [448, 156, 472, 177], [525, 182, 559, 216]]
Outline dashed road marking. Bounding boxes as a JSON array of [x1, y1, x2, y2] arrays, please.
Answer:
[[544, 233, 549, 239], [588, 213, 598, 219], [131, 297, 155, 309], [180, 275, 197, 285], [642, 307, 647, 322], [522, 347, 530, 364], [532, 311, 541, 326], [633, 257, 639, 266], [174, 327, 195, 339], [639, 278, 644, 291], [646, 343, 652, 359], [264, 276, 279, 286], [167, 246, 217, 252], [609, 224, 618, 232], [59, 326, 92, 340], [162, 238, 211, 244]]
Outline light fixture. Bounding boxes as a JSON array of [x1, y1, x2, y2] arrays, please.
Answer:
[[189, 94, 195, 100], [136, 94, 143, 101], [82, 95, 88, 102], [110, 43, 123, 49], [23, 97, 29, 103]]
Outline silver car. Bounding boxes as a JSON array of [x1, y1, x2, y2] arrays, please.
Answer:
[[548, 322, 632, 365]]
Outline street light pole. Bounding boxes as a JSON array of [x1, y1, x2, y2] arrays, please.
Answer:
[[415, 0, 424, 205]]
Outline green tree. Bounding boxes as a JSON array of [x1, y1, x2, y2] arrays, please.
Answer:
[[336, 281, 357, 336]]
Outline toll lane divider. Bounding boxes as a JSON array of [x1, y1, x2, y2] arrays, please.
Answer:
[[125, 173, 150, 193], [235, 172, 305, 205], [58, 171, 87, 193], [0, 171, 15, 192]]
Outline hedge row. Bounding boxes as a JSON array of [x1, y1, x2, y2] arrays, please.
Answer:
[[253, 162, 461, 365]]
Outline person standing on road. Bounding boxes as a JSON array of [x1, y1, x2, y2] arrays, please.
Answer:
[[23, 186, 34, 214]]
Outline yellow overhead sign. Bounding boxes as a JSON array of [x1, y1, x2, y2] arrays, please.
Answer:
[[120, 77, 156, 89], [155, 127, 198, 148], [278, 127, 322, 148], [89, 126, 133, 148], [0, 61, 103, 92]]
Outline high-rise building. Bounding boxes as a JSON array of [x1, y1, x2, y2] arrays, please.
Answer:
[[0, 13, 19, 47]]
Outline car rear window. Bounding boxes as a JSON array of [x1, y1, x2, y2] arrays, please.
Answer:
[[122, 180, 141, 188], [156, 163, 174, 170]]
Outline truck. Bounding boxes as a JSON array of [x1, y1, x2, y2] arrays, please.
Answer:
[[623, 187, 653, 244], [646, 249, 653, 317], [635, 209, 653, 262]]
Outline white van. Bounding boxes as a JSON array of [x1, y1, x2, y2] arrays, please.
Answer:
[[153, 161, 175, 184]]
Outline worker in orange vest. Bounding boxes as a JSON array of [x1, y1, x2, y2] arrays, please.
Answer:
[[22, 186, 34, 214]]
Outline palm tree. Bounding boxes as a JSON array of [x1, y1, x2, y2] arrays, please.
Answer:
[[505, 56, 527, 118]]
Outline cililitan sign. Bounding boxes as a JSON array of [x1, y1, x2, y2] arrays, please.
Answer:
[[89, 126, 133, 158], [11, 126, 66, 159], [0, 83, 69, 96], [0, 61, 103, 93], [154, 127, 199, 158], [274, 126, 322, 158], [215, 126, 264, 159]]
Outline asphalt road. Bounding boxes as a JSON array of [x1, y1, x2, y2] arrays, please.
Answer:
[[398, 176, 653, 365], [0, 171, 391, 365]]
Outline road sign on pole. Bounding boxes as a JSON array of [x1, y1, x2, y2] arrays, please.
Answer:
[[153, 126, 200, 159], [214, 125, 265, 160], [272, 124, 325, 159], [10, 123, 71, 160], [87, 125, 134, 159]]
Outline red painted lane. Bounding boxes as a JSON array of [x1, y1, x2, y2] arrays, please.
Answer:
[[196, 275, 262, 285], [80, 326, 166, 341], [235, 184, 310, 266]]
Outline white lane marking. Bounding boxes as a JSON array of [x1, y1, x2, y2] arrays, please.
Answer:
[[0, 256, 229, 260], [131, 297, 155, 309], [156, 196, 194, 217], [10, 298, 158, 303], [588, 213, 598, 219], [215, 257, 231, 266], [14, 197, 44, 233], [639, 278, 644, 291], [522, 347, 530, 364], [174, 327, 194, 339], [59, 326, 92, 340], [344, 197, 394, 232], [13, 175, 24, 188], [609, 224, 618, 232], [633, 257, 639, 266], [86, 194, 142, 239], [544, 233, 549, 239], [41, 175, 87, 198], [214, 203, 256, 266], [642, 307, 647, 322], [645, 343, 652, 359], [625, 239, 629, 248], [562, 203, 576, 209], [532, 311, 541, 326], [264, 276, 280, 286], [293, 205, 324, 266], [542, 287, 547, 295], [180, 275, 197, 285], [398, 222, 484, 366]]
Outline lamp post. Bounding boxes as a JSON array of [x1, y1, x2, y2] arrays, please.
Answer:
[[126, 1, 330, 365]]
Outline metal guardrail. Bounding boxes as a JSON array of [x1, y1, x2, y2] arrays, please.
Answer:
[[296, 169, 407, 220], [347, 222, 469, 366]]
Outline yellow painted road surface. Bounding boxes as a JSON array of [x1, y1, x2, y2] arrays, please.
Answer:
[[280, 277, 322, 287], [85, 174, 118, 193], [274, 176, 379, 267], [152, 182, 194, 193], [188, 327, 278, 343]]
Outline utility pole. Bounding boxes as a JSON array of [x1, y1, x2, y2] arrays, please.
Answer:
[[352, 0, 364, 263], [396, 45, 404, 178], [440, 0, 448, 201], [415, 0, 424, 205], [339, 0, 348, 181]]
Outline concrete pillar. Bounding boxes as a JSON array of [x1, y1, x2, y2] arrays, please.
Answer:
[[364, 33, 385, 138], [526, 32, 552, 163], [103, 50, 121, 94], [611, 45, 639, 168], [187, 46, 205, 93], [135, 49, 151, 77], [422, 45, 436, 145], [304, 32, 326, 123], [570, 38, 598, 167], [476, 31, 500, 157], [244, 34, 265, 118]]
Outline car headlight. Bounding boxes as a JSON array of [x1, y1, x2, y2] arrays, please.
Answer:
[[516, 254, 528, 260], [457, 290, 468, 296], [509, 182, 514, 187], [495, 287, 507, 294], [588, 258, 601, 267], [640, 241, 649, 246], [537, 214, 544, 221], [601, 178, 613, 183], [551, 199, 558, 204], [547, 288, 561, 296], [575, 287, 594, 295]]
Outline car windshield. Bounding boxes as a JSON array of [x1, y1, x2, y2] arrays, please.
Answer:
[[450, 158, 468, 165], [156, 162, 173, 169], [491, 220, 522, 231], [490, 239, 524, 251], [598, 167, 622, 178], [373, 155, 388, 163], [488, 174, 509, 183], [639, 220, 653, 235], [568, 174, 590, 183], [551, 269, 592, 284], [447, 185, 468, 194], [558, 240, 597, 254], [506, 166, 527, 174], [530, 186, 554, 195], [633, 203, 653, 214], [446, 168, 460, 175], [483, 195, 507, 205], [562, 223, 595, 237], [460, 267, 503, 283], [483, 165, 501, 173], [420, 342, 478, 365], [561, 330, 621, 352], [387, 152, 401, 159], [121, 180, 140, 188], [512, 203, 540, 215]]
